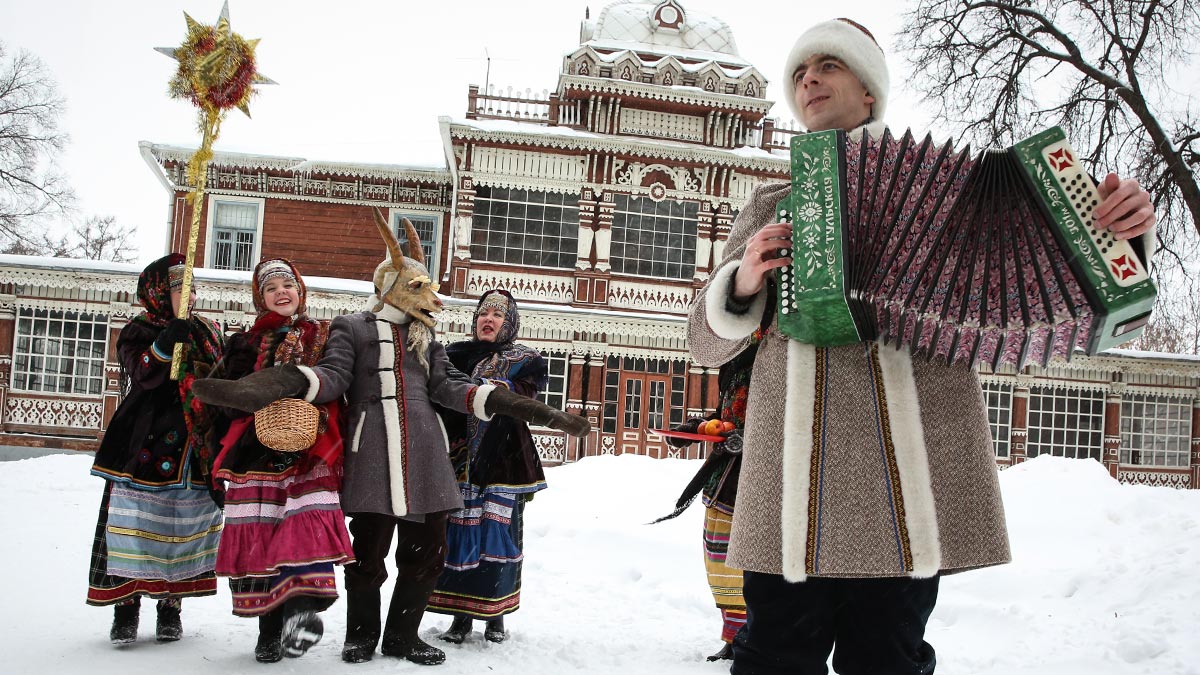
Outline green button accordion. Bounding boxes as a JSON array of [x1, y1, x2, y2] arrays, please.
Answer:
[[775, 127, 1157, 370]]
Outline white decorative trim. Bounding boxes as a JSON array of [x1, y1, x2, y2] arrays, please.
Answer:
[[608, 279, 693, 312], [5, 395, 103, 429], [613, 160, 701, 192], [447, 120, 788, 172], [558, 74, 771, 114], [147, 142, 450, 183], [531, 431, 567, 463], [1119, 471, 1190, 489], [875, 344, 942, 578], [780, 340, 816, 582], [375, 318, 408, 517], [465, 269, 575, 304]]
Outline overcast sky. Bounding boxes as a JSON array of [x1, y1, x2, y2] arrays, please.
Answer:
[[0, 0, 942, 264]]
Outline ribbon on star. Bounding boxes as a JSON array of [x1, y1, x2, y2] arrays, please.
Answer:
[[156, 1, 274, 379]]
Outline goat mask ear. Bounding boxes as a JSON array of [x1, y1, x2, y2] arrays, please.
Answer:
[[399, 217, 425, 267], [373, 207, 405, 267]]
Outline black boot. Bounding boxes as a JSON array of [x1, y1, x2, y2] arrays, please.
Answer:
[[281, 598, 323, 658], [439, 616, 472, 644], [254, 609, 285, 663], [380, 584, 445, 666], [110, 600, 140, 645], [484, 616, 507, 643], [155, 598, 182, 642], [342, 588, 381, 664]]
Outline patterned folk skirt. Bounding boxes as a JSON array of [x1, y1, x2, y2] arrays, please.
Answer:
[[87, 481, 223, 605], [427, 488, 526, 619], [215, 460, 354, 617], [704, 505, 747, 643]]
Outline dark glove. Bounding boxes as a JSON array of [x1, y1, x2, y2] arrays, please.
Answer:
[[666, 417, 706, 448], [713, 428, 743, 455], [190, 364, 309, 413], [483, 386, 590, 437], [154, 318, 192, 352]]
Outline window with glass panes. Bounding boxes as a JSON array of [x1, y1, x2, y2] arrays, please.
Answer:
[[210, 199, 259, 271], [982, 381, 1013, 458], [11, 308, 109, 395], [1120, 395, 1192, 467], [609, 195, 697, 279], [393, 212, 440, 275], [1026, 385, 1105, 461], [602, 356, 686, 433], [538, 351, 569, 411], [470, 187, 579, 269]]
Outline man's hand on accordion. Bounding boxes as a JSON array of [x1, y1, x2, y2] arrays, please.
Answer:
[[734, 222, 793, 301], [1095, 173, 1156, 241]]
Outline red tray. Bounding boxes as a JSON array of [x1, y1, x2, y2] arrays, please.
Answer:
[[652, 429, 727, 442]]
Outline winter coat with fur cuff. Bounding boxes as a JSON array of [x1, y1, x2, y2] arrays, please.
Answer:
[[688, 121, 1017, 583], [297, 303, 495, 518]]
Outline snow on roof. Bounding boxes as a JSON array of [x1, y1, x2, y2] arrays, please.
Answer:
[[583, 39, 752, 70], [587, 0, 742, 60], [142, 142, 450, 181], [1101, 348, 1200, 364]]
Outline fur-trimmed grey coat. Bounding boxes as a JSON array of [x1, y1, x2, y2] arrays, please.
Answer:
[[689, 121, 1017, 582], [298, 304, 495, 518]]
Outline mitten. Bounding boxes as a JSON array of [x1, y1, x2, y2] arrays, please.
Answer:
[[154, 318, 192, 353], [482, 386, 590, 437], [191, 364, 309, 413]]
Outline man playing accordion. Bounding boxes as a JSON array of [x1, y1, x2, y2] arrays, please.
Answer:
[[686, 17, 1156, 675]]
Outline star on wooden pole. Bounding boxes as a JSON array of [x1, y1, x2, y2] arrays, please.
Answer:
[[156, 1, 275, 378]]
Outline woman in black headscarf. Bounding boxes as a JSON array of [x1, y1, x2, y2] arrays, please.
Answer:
[[87, 253, 225, 645], [426, 289, 549, 644]]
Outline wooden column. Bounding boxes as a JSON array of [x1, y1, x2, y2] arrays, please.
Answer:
[[0, 293, 15, 431], [1190, 394, 1200, 490], [1009, 374, 1031, 465], [1102, 382, 1125, 480], [565, 352, 587, 463]]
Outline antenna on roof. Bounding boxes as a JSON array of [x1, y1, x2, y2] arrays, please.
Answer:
[[585, 7, 590, 19], [484, 47, 491, 97]]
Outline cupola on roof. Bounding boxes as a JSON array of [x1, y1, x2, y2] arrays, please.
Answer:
[[580, 0, 747, 66]]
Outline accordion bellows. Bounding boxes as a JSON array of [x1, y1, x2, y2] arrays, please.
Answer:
[[775, 127, 1157, 371]]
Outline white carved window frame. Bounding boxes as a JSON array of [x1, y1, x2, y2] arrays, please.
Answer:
[[389, 208, 443, 279], [10, 307, 110, 396], [204, 194, 264, 271], [1119, 394, 1192, 468]]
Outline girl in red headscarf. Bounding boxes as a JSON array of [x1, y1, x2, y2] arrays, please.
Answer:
[[210, 258, 354, 662]]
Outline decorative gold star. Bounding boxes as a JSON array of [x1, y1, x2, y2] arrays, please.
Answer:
[[156, 1, 275, 117]]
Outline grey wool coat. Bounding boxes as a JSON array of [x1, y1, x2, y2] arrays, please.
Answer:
[[298, 303, 495, 518], [688, 121, 1013, 582]]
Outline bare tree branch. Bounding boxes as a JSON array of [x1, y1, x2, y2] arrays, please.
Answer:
[[0, 40, 73, 247]]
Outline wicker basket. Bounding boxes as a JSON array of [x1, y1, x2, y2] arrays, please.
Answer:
[[255, 398, 320, 452]]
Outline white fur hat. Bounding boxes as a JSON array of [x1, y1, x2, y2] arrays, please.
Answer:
[[783, 18, 889, 127]]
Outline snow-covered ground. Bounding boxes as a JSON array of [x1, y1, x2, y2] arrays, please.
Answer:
[[4, 453, 1199, 674]]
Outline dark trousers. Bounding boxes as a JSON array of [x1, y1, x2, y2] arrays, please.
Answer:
[[731, 572, 938, 675], [343, 512, 448, 592]]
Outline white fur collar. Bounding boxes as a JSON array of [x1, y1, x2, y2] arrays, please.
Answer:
[[371, 299, 413, 325]]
